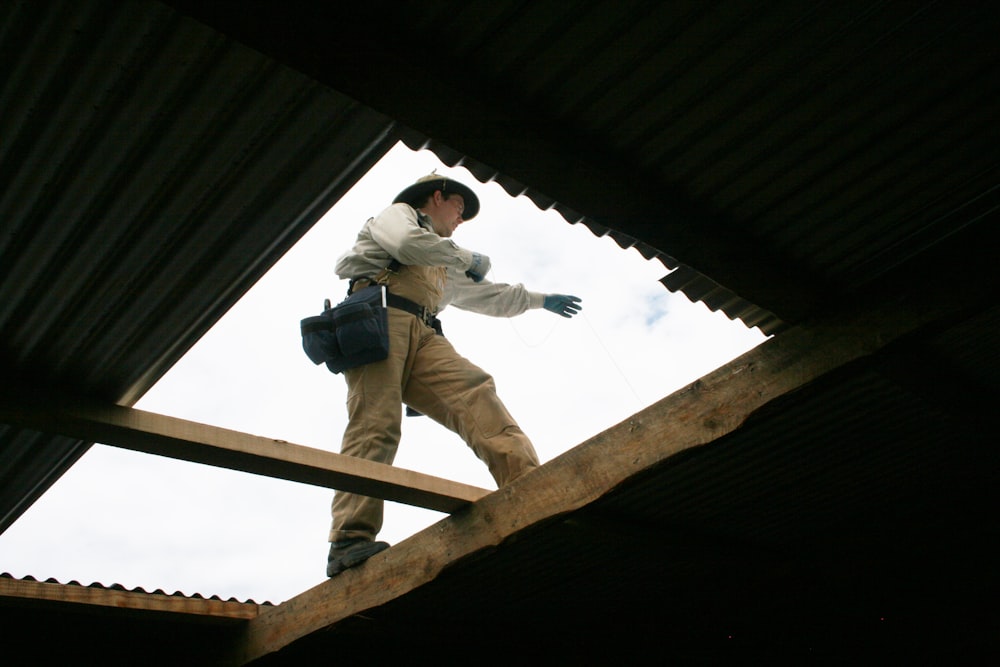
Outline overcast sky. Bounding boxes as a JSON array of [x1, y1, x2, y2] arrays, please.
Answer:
[[0, 144, 766, 604]]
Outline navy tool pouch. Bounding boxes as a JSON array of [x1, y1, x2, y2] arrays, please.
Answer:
[[300, 285, 389, 373]]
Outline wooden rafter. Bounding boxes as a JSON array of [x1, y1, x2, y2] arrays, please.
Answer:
[[0, 399, 489, 514]]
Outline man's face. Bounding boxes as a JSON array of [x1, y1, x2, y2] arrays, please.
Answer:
[[426, 192, 466, 238]]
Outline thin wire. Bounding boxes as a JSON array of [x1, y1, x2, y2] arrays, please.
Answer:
[[578, 309, 646, 406], [485, 264, 554, 346], [490, 266, 646, 406], [503, 310, 559, 348]]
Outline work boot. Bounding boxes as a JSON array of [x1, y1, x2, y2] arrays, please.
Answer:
[[326, 538, 390, 577]]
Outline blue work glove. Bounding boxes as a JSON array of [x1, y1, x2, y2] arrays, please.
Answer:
[[465, 252, 491, 282], [543, 294, 582, 318]]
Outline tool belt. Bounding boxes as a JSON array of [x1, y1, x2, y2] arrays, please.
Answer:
[[300, 285, 390, 374], [301, 276, 443, 374]]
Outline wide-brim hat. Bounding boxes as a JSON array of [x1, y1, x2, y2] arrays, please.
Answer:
[[393, 173, 480, 220]]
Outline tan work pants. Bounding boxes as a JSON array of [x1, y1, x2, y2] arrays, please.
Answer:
[[329, 279, 539, 542]]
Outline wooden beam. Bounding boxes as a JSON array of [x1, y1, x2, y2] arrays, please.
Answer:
[[231, 278, 977, 663], [0, 398, 489, 514], [0, 576, 263, 622]]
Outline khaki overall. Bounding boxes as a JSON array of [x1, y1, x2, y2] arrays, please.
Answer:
[[329, 264, 540, 542]]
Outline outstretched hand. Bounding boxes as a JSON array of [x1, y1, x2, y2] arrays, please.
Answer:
[[543, 294, 582, 318]]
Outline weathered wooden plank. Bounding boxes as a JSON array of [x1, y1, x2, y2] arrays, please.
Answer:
[[0, 576, 263, 621], [0, 398, 489, 514], [232, 283, 966, 663]]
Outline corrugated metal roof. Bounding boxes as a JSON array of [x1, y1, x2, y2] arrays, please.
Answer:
[[1, 571, 274, 607], [1, 0, 397, 399], [1, 0, 399, 531], [349, 0, 999, 327]]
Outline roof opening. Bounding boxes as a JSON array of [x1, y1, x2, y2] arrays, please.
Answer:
[[0, 143, 766, 602]]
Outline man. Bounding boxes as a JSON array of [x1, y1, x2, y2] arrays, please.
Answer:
[[326, 172, 582, 577]]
